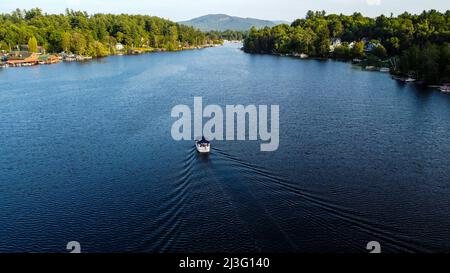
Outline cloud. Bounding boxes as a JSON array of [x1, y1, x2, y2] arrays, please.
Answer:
[[366, 0, 381, 6]]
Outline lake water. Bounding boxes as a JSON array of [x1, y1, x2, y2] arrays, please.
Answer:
[[1, 42, 449, 253]]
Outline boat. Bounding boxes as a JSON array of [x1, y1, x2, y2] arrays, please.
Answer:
[[299, 53, 309, 59], [195, 136, 210, 153], [392, 75, 416, 83], [379, 67, 390, 73], [440, 84, 450, 93]]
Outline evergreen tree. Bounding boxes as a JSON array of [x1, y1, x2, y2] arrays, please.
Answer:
[[28, 36, 38, 52]]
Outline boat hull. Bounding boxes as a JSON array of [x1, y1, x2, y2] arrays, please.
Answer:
[[440, 85, 450, 93], [195, 141, 210, 153]]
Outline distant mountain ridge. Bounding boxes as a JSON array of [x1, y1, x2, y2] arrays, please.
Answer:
[[179, 14, 290, 31]]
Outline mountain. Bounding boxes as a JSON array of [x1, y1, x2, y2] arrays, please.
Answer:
[[179, 14, 290, 31]]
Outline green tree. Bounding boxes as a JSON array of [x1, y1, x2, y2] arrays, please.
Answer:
[[372, 44, 387, 58], [386, 37, 400, 54], [0, 41, 10, 51], [351, 41, 365, 58], [61, 32, 72, 52], [116, 31, 124, 43], [333, 42, 351, 59], [87, 41, 109, 57], [71, 32, 87, 55], [329, 18, 343, 38], [25, 8, 43, 20], [315, 28, 330, 56], [28, 36, 38, 52], [0, 9, 217, 57], [241, 9, 449, 83]]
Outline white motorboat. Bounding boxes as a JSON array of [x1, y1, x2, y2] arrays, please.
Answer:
[[195, 136, 210, 153], [392, 75, 416, 83], [440, 84, 450, 93]]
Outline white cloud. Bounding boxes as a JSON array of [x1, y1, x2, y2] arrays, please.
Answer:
[[366, 0, 381, 6]]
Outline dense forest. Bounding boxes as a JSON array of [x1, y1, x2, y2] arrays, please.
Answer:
[[243, 10, 450, 84], [206, 30, 247, 41], [0, 8, 219, 57]]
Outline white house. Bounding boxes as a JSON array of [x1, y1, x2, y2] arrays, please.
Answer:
[[329, 38, 342, 52], [115, 43, 124, 51]]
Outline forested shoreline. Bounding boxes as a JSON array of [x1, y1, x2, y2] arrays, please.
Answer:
[[206, 30, 247, 41], [0, 8, 221, 57], [243, 10, 450, 84], [1, 8, 449, 84]]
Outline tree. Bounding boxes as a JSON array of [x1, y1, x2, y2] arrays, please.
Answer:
[[333, 43, 351, 59], [329, 18, 343, 38], [351, 41, 365, 58], [386, 37, 400, 54], [71, 32, 87, 55], [25, 8, 43, 20], [0, 9, 217, 57], [241, 10, 449, 83], [61, 32, 72, 53], [28, 36, 38, 52], [314, 23, 331, 57], [116, 31, 124, 43], [372, 44, 387, 58], [87, 41, 109, 57], [0, 41, 10, 51]]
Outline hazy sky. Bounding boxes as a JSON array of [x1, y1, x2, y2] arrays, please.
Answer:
[[1, 0, 449, 22]]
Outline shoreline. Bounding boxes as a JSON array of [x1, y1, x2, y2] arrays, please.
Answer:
[[0, 43, 222, 68], [3, 43, 447, 94], [241, 49, 448, 91]]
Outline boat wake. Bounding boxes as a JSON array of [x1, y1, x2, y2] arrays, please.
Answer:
[[139, 146, 434, 253], [212, 148, 435, 252]]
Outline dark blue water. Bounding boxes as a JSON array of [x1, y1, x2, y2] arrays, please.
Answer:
[[1, 42, 450, 253]]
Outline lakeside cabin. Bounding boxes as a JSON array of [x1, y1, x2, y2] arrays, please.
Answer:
[[38, 54, 61, 64], [14, 45, 46, 54], [364, 41, 381, 52], [329, 38, 342, 52], [6, 51, 39, 67], [115, 43, 125, 51]]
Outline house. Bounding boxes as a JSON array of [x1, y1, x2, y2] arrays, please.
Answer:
[[329, 38, 342, 52], [61, 53, 76, 61], [38, 54, 61, 64], [115, 43, 124, 51], [6, 51, 39, 66], [364, 42, 380, 52], [15, 45, 45, 54]]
